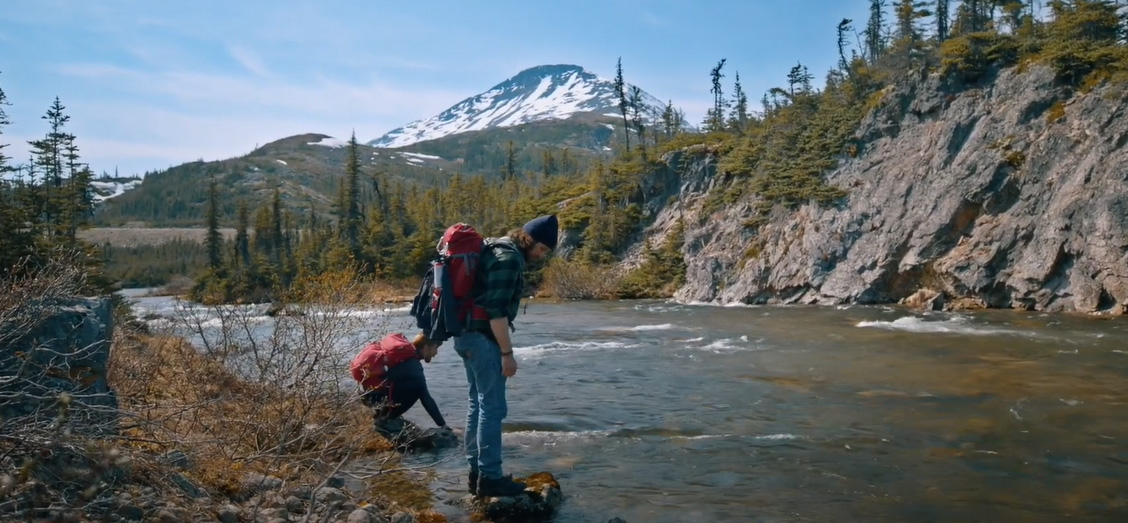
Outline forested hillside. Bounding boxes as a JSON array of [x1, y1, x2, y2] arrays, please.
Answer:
[[6, 1, 1128, 312]]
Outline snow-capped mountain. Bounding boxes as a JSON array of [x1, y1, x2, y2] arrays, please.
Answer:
[[369, 64, 666, 148]]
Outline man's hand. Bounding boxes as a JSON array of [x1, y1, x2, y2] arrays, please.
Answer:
[[501, 354, 518, 377], [490, 317, 518, 378]]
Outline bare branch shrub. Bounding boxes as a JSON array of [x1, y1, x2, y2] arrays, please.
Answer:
[[0, 251, 127, 520], [123, 269, 409, 493], [2, 257, 448, 521], [540, 257, 624, 300]]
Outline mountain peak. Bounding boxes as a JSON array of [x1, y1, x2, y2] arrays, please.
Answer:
[[512, 63, 586, 78], [369, 64, 663, 148]]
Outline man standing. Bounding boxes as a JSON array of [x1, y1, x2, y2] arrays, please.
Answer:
[[455, 214, 557, 497]]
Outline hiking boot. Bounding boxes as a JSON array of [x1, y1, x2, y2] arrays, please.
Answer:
[[468, 470, 478, 495], [477, 474, 527, 497]]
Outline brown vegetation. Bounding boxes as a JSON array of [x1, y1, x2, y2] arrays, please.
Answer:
[[1, 260, 448, 521], [78, 227, 238, 247]]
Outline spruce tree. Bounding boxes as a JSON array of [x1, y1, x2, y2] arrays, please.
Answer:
[[866, 0, 887, 62], [343, 132, 362, 257], [27, 97, 72, 236], [205, 177, 223, 271], [628, 85, 646, 150], [0, 80, 32, 272], [709, 59, 727, 132], [837, 19, 855, 71], [541, 150, 556, 176], [730, 72, 749, 131], [661, 100, 676, 139], [504, 140, 517, 180], [0, 76, 10, 173], [271, 188, 285, 269], [936, 0, 950, 41], [60, 135, 92, 243], [614, 58, 631, 151], [234, 199, 251, 268]]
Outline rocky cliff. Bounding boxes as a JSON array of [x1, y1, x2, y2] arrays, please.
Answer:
[[633, 64, 1128, 315]]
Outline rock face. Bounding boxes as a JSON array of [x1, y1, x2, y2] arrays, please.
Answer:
[[455, 472, 564, 522], [633, 65, 1128, 314], [0, 297, 118, 433]]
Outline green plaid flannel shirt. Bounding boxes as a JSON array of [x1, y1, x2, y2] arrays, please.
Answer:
[[467, 237, 525, 334]]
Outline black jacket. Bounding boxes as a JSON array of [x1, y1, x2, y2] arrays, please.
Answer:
[[364, 356, 445, 427]]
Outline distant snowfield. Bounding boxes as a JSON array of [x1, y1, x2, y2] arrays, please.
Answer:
[[400, 151, 442, 161], [90, 179, 142, 202], [308, 136, 348, 148]]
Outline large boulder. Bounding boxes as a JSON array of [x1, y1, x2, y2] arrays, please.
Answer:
[[0, 296, 118, 435]]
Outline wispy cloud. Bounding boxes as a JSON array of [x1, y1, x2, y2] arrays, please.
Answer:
[[6, 62, 473, 174], [54, 63, 465, 122], [227, 46, 271, 78]]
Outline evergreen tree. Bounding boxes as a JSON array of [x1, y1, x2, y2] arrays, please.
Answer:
[[541, 150, 557, 176], [504, 140, 518, 180], [661, 100, 676, 139], [0, 80, 34, 273], [252, 204, 273, 258], [0, 76, 10, 173], [27, 97, 72, 236], [342, 132, 362, 257], [936, 0, 951, 41], [866, 0, 887, 62], [893, 0, 933, 62], [837, 19, 855, 71], [628, 85, 646, 150], [787, 62, 814, 95], [234, 199, 251, 268], [729, 71, 750, 131], [709, 59, 727, 132], [614, 58, 631, 151], [271, 188, 285, 268], [1000, 1, 1029, 34], [205, 177, 223, 271], [60, 134, 93, 243]]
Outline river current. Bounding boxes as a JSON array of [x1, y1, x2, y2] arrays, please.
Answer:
[[126, 292, 1128, 522]]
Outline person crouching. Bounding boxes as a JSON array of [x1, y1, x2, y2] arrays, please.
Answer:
[[353, 332, 451, 440]]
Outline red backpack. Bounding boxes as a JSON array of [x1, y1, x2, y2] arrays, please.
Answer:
[[410, 223, 491, 342], [350, 333, 418, 391]]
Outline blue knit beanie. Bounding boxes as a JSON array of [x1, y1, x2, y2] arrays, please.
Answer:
[[523, 215, 558, 250]]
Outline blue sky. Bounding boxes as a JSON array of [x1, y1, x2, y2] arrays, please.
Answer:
[[1, 0, 874, 177]]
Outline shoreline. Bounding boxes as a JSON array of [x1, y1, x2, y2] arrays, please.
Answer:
[[119, 285, 1128, 320]]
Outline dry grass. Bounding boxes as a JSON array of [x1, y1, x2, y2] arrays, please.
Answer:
[[77, 227, 238, 247], [109, 333, 395, 497], [125, 269, 417, 497], [2, 259, 443, 519]]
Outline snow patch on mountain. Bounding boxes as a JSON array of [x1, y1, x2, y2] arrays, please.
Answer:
[[308, 136, 348, 148], [400, 151, 443, 161], [90, 179, 142, 203], [370, 64, 665, 148]]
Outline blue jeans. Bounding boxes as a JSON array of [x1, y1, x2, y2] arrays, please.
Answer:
[[453, 331, 508, 479]]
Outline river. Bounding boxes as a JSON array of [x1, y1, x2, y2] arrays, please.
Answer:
[[126, 293, 1128, 522]]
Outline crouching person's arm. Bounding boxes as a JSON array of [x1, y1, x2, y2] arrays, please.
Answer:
[[419, 383, 446, 429], [413, 335, 448, 429]]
